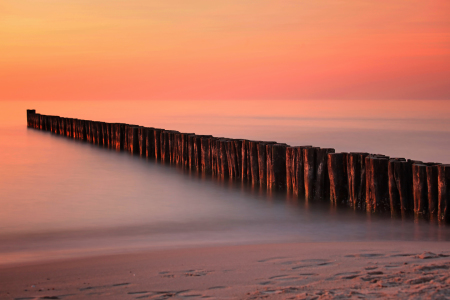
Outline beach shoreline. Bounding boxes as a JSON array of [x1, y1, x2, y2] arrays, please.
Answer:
[[2, 241, 450, 299]]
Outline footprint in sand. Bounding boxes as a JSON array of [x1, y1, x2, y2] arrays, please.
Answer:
[[183, 269, 212, 277], [345, 253, 384, 258], [331, 271, 360, 280], [415, 264, 450, 272], [257, 257, 288, 263], [292, 260, 334, 270], [207, 286, 226, 290], [415, 252, 450, 259], [390, 253, 416, 257]]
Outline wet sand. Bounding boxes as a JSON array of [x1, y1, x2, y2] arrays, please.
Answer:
[[1, 241, 450, 299]]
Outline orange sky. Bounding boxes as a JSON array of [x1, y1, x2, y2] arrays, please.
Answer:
[[1, 0, 449, 101]]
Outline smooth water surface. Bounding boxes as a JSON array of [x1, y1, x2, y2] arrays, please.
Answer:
[[1, 100, 450, 265]]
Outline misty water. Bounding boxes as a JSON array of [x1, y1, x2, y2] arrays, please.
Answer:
[[1, 100, 450, 265]]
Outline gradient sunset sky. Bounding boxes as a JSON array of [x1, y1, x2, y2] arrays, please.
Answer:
[[1, 0, 449, 101]]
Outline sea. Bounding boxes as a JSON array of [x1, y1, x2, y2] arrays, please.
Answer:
[[1, 99, 450, 265]]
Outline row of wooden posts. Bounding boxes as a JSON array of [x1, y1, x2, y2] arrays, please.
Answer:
[[27, 110, 450, 223]]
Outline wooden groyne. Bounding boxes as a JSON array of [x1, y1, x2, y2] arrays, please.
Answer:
[[26, 110, 450, 223]]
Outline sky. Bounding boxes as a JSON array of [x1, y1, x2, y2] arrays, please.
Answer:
[[1, 0, 449, 101]]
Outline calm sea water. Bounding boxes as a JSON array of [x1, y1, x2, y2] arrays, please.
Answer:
[[1, 100, 450, 265]]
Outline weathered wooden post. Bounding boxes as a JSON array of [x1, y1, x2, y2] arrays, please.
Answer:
[[75, 119, 80, 139], [257, 142, 276, 188], [193, 135, 204, 169], [219, 139, 229, 178], [128, 126, 139, 155], [366, 155, 390, 213], [303, 147, 319, 201], [225, 139, 237, 178], [49, 115, 54, 131], [145, 128, 155, 158], [267, 144, 287, 190], [87, 121, 93, 143], [26, 110, 35, 127], [159, 130, 168, 162], [388, 159, 413, 216], [347, 153, 369, 209], [233, 139, 243, 179], [98, 122, 104, 146], [427, 164, 441, 219], [65, 118, 71, 137], [286, 147, 296, 193], [211, 138, 219, 175], [167, 131, 179, 163], [314, 148, 335, 200], [59, 118, 64, 135], [114, 123, 125, 150], [174, 133, 182, 164], [241, 140, 250, 182], [101, 122, 107, 147], [186, 134, 196, 168], [40, 115, 45, 130], [328, 152, 348, 205], [438, 164, 450, 223], [179, 132, 193, 166], [413, 163, 429, 217], [200, 136, 213, 173], [249, 141, 260, 185], [152, 128, 162, 160], [72, 119, 77, 139], [138, 127, 147, 157], [53, 117, 59, 134]]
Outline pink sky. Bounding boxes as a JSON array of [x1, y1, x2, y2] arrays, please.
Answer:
[[1, 0, 449, 101]]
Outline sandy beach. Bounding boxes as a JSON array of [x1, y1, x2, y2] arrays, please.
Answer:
[[2, 241, 450, 299]]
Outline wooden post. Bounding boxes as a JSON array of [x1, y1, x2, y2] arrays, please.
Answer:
[[87, 121, 93, 143], [412, 163, 429, 217], [185, 134, 194, 168], [174, 133, 181, 164], [268, 144, 287, 190], [303, 147, 319, 201], [233, 140, 243, 179], [71, 119, 77, 139], [286, 147, 296, 193], [144, 128, 154, 158], [211, 138, 219, 175], [201, 136, 213, 173], [427, 164, 441, 219], [328, 152, 348, 205], [101, 122, 107, 147], [438, 164, 450, 223], [388, 159, 413, 216], [128, 126, 139, 155], [249, 141, 260, 186], [98, 122, 104, 146], [225, 139, 237, 178], [219, 139, 229, 178], [257, 142, 275, 188], [241, 140, 250, 181], [53, 117, 59, 134], [40, 115, 45, 130], [138, 127, 147, 157], [347, 152, 369, 209], [105, 123, 111, 148], [193, 135, 205, 169], [167, 131, 180, 163], [366, 156, 390, 213], [26, 110, 35, 127], [114, 123, 125, 150], [179, 132, 194, 166], [314, 148, 335, 200]]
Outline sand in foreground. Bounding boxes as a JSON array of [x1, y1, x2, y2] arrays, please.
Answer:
[[1, 241, 450, 299]]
